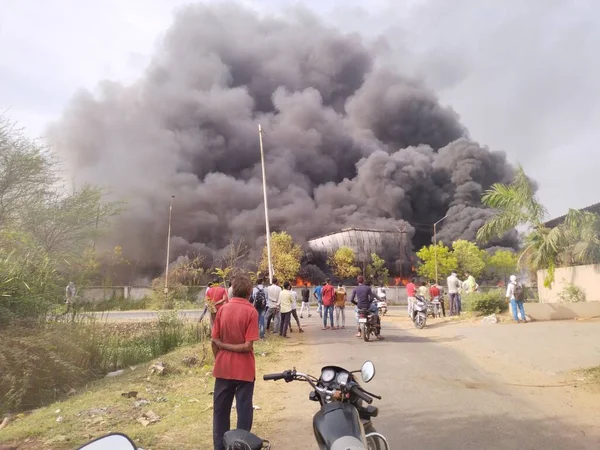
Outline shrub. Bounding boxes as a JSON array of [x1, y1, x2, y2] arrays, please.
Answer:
[[463, 288, 508, 315], [557, 282, 586, 303]]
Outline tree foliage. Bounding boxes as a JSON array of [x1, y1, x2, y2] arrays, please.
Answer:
[[485, 250, 518, 282], [452, 240, 486, 278], [416, 242, 457, 282], [366, 253, 389, 283], [260, 231, 302, 283], [328, 247, 361, 280]]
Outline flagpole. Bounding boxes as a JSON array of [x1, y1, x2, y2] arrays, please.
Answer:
[[258, 124, 274, 283]]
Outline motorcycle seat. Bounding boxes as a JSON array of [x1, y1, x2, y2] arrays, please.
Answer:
[[223, 429, 264, 450]]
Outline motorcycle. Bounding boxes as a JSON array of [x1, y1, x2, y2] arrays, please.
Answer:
[[428, 297, 443, 319], [376, 299, 388, 316], [412, 295, 428, 329], [76, 362, 388, 450], [358, 308, 380, 342]]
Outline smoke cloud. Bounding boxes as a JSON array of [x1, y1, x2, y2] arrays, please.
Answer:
[[48, 3, 517, 275]]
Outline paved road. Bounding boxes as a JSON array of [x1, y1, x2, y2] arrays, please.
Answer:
[[272, 312, 600, 449]]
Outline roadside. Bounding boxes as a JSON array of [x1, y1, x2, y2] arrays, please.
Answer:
[[0, 334, 311, 450]]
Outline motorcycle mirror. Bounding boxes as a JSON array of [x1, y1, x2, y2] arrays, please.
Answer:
[[360, 361, 376, 383], [77, 433, 137, 450]]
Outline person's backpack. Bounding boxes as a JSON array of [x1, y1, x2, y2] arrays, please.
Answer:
[[514, 283, 525, 301], [254, 287, 267, 311]]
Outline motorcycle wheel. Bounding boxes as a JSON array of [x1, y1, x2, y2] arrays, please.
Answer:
[[362, 324, 370, 342], [364, 424, 387, 450], [415, 312, 426, 329]]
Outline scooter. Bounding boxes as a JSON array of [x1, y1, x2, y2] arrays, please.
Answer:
[[377, 299, 388, 316], [412, 295, 428, 329], [77, 362, 389, 450], [428, 297, 443, 319]]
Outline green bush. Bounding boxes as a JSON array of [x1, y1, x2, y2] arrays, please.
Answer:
[[463, 288, 508, 315]]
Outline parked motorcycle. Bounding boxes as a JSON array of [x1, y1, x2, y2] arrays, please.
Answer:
[[376, 299, 388, 316], [412, 295, 428, 329], [428, 297, 443, 319], [358, 308, 381, 342]]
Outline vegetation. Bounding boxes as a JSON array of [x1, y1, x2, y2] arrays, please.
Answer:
[[260, 231, 302, 282], [485, 249, 518, 284], [365, 252, 389, 283], [416, 242, 457, 282], [328, 247, 361, 280], [557, 281, 586, 303], [452, 239, 486, 278], [477, 164, 600, 286], [463, 289, 508, 315]]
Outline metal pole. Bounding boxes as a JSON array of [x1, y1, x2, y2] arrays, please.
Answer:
[[164, 195, 174, 294], [433, 215, 449, 285], [258, 124, 274, 283]]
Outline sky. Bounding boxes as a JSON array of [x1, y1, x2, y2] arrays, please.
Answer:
[[1, 0, 598, 219]]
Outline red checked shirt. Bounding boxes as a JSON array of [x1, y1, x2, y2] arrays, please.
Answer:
[[212, 298, 259, 382], [321, 284, 336, 307]]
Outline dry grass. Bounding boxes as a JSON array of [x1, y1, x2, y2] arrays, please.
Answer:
[[0, 335, 300, 450]]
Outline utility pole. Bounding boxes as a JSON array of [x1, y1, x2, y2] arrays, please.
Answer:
[[258, 124, 274, 283], [164, 195, 175, 295], [433, 215, 448, 285]]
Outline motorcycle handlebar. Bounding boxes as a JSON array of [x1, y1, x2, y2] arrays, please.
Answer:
[[263, 370, 291, 381], [350, 385, 373, 404]]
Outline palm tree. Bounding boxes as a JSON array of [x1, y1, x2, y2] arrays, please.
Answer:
[[476, 165, 562, 286], [561, 209, 600, 265]]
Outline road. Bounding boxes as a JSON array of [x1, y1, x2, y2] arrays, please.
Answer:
[[270, 312, 600, 449]]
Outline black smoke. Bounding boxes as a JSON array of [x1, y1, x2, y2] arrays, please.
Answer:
[[48, 3, 517, 276]]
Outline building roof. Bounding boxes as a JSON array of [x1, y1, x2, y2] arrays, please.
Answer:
[[544, 202, 600, 228], [308, 227, 402, 241]]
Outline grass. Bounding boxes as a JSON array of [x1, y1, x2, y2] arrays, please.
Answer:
[[0, 337, 291, 450], [0, 313, 207, 416]]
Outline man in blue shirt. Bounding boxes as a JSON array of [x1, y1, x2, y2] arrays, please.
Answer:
[[350, 276, 380, 338], [313, 281, 324, 318]]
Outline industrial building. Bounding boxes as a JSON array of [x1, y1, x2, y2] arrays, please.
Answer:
[[307, 227, 412, 277]]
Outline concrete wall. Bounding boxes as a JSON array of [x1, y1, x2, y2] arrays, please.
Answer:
[[524, 301, 600, 321], [80, 286, 152, 303], [537, 264, 600, 303], [291, 286, 408, 305]]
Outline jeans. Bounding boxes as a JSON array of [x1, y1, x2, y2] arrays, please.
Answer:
[[265, 307, 278, 332], [279, 311, 291, 336], [317, 298, 323, 316], [510, 298, 526, 321], [335, 306, 345, 327], [213, 378, 254, 450], [323, 305, 334, 328], [449, 293, 460, 316], [257, 309, 265, 338], [289, 309, 302, 331]]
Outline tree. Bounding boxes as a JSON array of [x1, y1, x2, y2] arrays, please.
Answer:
[[452, 240, 486, 278], [260, 231, 302, 283], [486, 250, 518, 283], [560, 209, 600, 266], [477, 165, 562, 286], [328, 247, 361, 280], [416, 242, 457, 282], [366, 253, 389, 284]]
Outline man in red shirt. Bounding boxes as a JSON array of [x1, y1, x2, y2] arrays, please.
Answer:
[[321, 278, 336, 330], [211, 273, 259, 450], [406, 277, 417, 318], [205, 279, 229, 327]]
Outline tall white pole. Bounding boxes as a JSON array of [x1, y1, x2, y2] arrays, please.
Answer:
[[164, 195, 175, 294], [433, 214, 448, 285], [258, 124, 274, 283]]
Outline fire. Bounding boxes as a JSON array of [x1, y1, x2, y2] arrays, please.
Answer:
[[295, 277, 312, 287], [393, 277, 411, 286]]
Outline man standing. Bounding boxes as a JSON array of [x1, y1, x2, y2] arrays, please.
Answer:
[[506, 274, 527, 323], [463, 272, 478, 294], [227, 280, 234, 300], [265, 278, 281, 333], [321, 278, 335, 330], [211, 273, 259, 450], [405, 278, 416, 318], [300, 282, 311, 318], [251, 278, 267, 339], [429, 283, 445, 317], [288, 286, 304, 333], [334, 283, 347, 329], [65, 281, 77, 313], [278, 281, 293, 337], [350, 275, 381, 339], [206, 279, 229, 327], [447, 271, 461, 316], [313, 282, 324, 318]]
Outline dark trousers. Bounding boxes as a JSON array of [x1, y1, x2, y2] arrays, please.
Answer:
[[449, 293, 460, 316], [213, 378, 255, 450], [279, 311, 291, 336], [288, 308, 301, 331]]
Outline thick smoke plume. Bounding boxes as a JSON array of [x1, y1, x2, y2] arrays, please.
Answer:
[[48, 3, 517, 276]]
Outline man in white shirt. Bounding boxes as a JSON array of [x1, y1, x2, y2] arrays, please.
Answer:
[[288, 288, 304, 333], [265, 278, 282, 333], [506, 274, 526, 323], [446, 271, 462, 316]]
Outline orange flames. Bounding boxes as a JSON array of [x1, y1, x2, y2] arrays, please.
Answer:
[[393, 276, 411, 286], [295, 277, 312, 287]]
